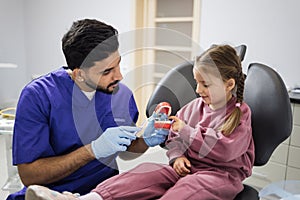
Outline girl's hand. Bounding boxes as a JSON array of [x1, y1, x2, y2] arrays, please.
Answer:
[[173, 156, 191, 177], [169, 116, 186, 132]]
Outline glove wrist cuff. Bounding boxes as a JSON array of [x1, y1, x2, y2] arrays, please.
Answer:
[[91, 141, 100, 159], [144, 138, 154, 147]]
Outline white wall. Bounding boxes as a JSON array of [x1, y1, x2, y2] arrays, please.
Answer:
[[0, 0, 135, 107], [24, 0, 135, 78], [0, 0, 26, 108], [199, 0, 300, 88], [2, 0, 299, 108]]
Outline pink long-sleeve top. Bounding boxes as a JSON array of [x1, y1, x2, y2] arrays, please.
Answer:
[[166, 97, 255, 181]]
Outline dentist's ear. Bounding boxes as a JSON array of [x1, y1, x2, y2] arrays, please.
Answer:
[[72, 68, 85, 82], [77, 77, 84, 82]]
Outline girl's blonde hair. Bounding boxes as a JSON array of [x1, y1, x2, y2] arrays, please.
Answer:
[[195, 44, 245, 136]]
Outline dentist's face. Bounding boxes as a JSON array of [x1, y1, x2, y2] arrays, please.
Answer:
[[76, 51, 123, 93]]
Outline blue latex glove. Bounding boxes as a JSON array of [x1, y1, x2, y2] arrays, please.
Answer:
[[143, 113, 169, 147], [91, 126, 139, 159], [156, 112, 168, 121]]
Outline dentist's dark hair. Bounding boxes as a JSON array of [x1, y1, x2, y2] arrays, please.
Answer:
[[62, 19, 119, 70]]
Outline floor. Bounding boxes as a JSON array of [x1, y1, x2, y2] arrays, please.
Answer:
[[117, 145, 168, 173]]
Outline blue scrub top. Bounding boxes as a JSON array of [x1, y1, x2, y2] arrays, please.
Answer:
[[8, 67, 138, 200]]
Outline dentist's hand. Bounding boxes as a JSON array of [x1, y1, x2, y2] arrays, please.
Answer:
[[91, 126, 139, 159], [143, 113, 169, 147]]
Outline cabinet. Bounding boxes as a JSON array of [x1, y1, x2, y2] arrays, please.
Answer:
[[144, 0, 201, 83], [287, 103, 300, 180], [243, 102, 300, 189], [134, 0, 201, 123], [0, 118, 23, 194]]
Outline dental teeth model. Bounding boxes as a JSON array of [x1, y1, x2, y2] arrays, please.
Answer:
[[154, 102, 173, 130]]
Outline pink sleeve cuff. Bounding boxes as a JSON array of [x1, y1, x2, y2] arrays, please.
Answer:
[[179, 125, 196, 144]]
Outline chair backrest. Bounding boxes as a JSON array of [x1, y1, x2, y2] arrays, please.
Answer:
[[244, 63, 293, 166], [145, 60, 196, 117], [146, 44, 247, 117]]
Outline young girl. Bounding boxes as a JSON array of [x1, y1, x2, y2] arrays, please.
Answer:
[[25, 44, 254, 200]]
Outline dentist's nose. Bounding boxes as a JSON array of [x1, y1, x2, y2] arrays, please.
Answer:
[[114, 66, 123, 81]]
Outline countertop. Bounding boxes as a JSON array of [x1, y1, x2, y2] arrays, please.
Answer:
[[289, 92, 300, 104]]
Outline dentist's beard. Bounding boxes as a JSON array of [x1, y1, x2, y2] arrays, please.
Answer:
[[97, 80, 120, 94]]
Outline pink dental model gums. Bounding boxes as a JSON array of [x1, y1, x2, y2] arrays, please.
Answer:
[[154, 102, 173, 130]]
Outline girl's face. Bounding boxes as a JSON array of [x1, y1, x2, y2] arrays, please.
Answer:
[[193, 69, 235, 110]]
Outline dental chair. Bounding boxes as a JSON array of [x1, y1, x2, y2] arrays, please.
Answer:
[[146, 45, 293, 199], [234, 63, 293, 199]]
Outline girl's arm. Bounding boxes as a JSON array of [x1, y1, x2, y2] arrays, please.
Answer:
[[167, 103, 253, 163]]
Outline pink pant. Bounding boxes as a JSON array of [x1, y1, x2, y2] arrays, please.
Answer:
[[92, 163, 243, 200]]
